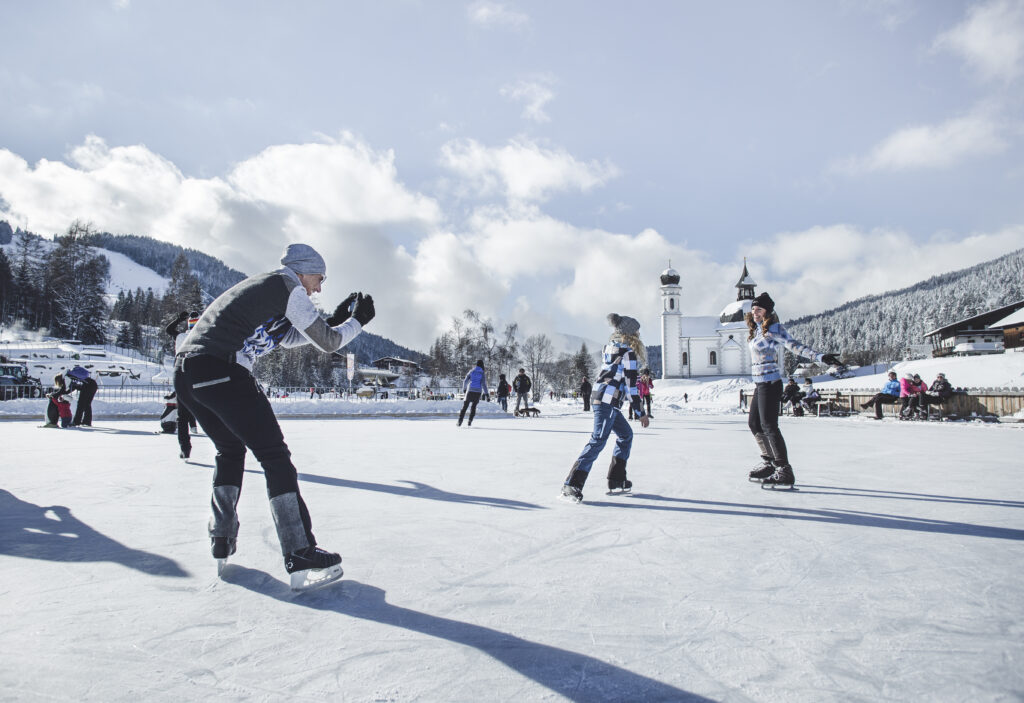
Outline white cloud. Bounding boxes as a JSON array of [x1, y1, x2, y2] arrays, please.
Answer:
[[439, 137, 620, 203], [934, 0, 1024, 83], [743, 223, 1024, 320], [500, 75, 556, 123], [2, 136, 1022, 354], [830, 108, 1007, 173], [466, 1, 528, 28]]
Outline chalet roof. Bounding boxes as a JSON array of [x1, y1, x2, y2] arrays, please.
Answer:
[[989, 306, 1024, 329], [923, 299, 1024, 338], [372, 357, 419, 366]]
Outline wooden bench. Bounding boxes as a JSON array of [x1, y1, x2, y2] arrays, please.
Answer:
[[805, 390, 849, 417]]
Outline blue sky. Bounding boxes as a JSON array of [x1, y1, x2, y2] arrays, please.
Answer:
[[1, 0, 1023, 350]]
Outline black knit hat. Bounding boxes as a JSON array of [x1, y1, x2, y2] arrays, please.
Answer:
[[752, 292, 775, 314]]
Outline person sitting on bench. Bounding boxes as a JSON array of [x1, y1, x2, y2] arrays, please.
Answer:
[[860, 370, 900, 420]]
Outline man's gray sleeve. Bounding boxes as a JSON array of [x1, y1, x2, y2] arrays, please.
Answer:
[[282, 286, 363, 352]]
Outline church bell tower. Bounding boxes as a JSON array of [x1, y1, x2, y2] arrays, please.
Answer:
[[660, 263, 682, 379]]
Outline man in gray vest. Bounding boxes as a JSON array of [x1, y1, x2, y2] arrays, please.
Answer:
[[174, 243, 374, 590]]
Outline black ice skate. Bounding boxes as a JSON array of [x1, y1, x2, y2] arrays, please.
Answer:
[[606, 457, 631, 494], [761, 465, 796, 490], [559, 484, 583, 503], [748, 461, 775, 482], [211, 536, 236, 575], [179, 448, 191, 459], [285, 546, 344, 591]]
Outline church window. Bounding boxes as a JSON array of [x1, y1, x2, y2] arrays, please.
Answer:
[[709, 351, 717, 366], [681, 352, 688, 366], [669, 298, 675, 310]]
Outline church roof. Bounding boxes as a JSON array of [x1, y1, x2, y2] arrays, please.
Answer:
[[660, 266, 681, 285], [735, 260, 756, 288]]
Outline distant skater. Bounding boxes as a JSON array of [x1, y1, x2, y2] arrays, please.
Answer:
[[561, 314, 649, 503], [458, 359, 488, 427], [174, 243, 373, 590], [745, 292, 840, 489], [66, 366, 97, 427], [580, 376, 592, 412], [166, 310, 200, 458]]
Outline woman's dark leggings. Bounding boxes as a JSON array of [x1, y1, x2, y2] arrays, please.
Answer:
[[459, 391, 482, 424], [748, 380, 788, 465]]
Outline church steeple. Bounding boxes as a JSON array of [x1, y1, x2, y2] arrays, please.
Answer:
[[735, 258, 756, 301]]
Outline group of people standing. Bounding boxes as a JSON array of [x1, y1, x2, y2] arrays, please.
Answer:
[[43, 366, 98, 428]]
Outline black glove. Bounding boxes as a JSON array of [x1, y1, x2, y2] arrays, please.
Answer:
[[821, 353, 841, 367], [351, 293, 375, 326], [326, 292, 359, 326]]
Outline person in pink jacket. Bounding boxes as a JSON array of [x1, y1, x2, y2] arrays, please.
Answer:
[[899, 372, 927, 419]]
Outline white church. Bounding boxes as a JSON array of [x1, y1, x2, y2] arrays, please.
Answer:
[[660, 261, 758, 379]]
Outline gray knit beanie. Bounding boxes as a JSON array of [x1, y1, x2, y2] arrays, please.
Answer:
[[607, 313, 641, 336], [281, 243, 326, 278]]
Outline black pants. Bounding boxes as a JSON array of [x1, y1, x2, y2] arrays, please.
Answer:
[[177, 401, 194, 453], [748, 380, 788, 465], [643, 395, 652, 417], [864, 393, 898, 419], [174, 354, 314, 552], [901, 395, 921, 417], [583, 395, 591, 412], [459, 390, 481, 424], [72, 384, 96, 426], [46, 398, 60, 425]]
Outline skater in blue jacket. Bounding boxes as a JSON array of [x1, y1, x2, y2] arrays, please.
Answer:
[[745, 292, 841, 488], [458, 359, 489, 427]]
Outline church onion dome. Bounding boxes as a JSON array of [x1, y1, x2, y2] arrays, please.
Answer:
[[660, 267, 680, 285], [719, 299, 752, 324]]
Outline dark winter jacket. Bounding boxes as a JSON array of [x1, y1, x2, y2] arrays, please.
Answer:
[[496, 377, 511, 398], [580, 379, 592, 396], [512, 373, 531, 394], [68, 376, 98, 400], [176, 267, 361, 371], [781, 381, 802, 404], [928, 378, 953, 400]]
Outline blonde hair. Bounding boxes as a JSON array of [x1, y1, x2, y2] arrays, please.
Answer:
[[611, 331, 647, 366], [746, 311, 779, 341]]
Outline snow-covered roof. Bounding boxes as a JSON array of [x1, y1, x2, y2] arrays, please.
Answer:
[[681, 315, 721, 338], [989, 307, 1024, 329], [719, 299, 751, 324]]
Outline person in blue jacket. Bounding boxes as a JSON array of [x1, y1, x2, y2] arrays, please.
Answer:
[[458, 359, 489, 427], [745, 292, 841, 489], [860, 370, 901, 420]]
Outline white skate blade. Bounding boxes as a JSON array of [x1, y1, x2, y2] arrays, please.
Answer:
[[290, 564, 344, 591], [761, 483, 796, 491], [557, 492, 582, 504], [606, 487, 632, 495], [216, 558, 228, 576]]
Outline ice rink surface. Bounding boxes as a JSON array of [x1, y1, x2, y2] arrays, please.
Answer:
[[2, 412, 1022, 702]]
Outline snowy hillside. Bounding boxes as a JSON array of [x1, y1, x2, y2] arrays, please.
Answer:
[[786, 247, 1024, 360]]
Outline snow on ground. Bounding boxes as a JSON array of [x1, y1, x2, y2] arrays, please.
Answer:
[[1, 412, 1022, 702], [819, 349, 1024, 392]]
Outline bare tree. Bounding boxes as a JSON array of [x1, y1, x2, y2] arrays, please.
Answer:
[[520, 333, 554, 400]]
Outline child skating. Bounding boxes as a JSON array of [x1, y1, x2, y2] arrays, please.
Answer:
[[561, 314, 649, 503]]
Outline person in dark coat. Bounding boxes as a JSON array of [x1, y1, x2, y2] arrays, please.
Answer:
[[44, 373, 71, 427], [579, 376, 592, 412], [496, 373, 511, 412], [66, 366, 98, 427], [166, 310, 200, 458], [513, 369, 532, 413]]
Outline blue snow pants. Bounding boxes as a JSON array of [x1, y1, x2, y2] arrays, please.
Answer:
[[571, 403, 633, 475]]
